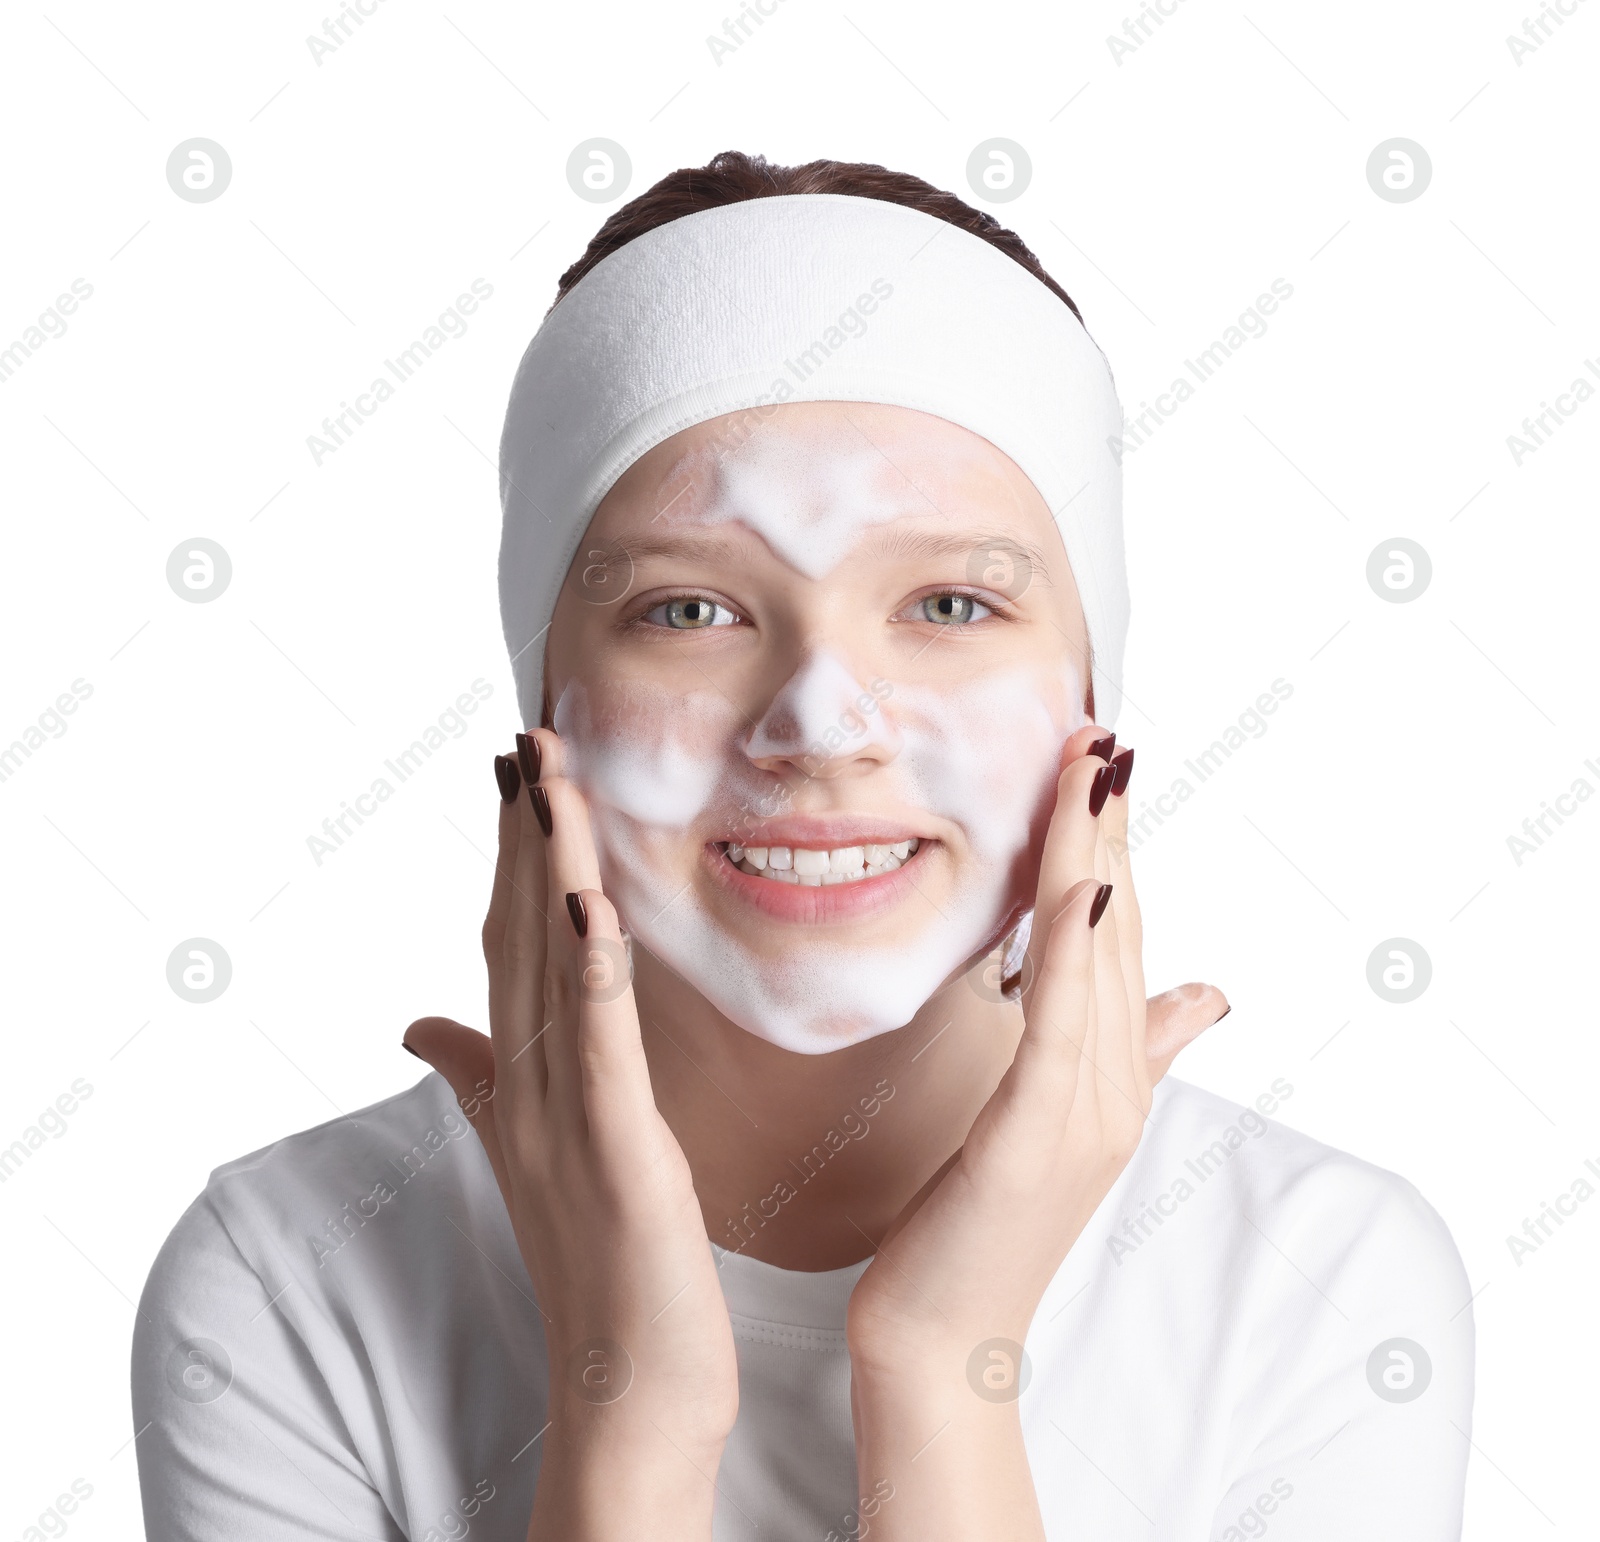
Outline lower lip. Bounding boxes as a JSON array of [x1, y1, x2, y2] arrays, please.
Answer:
[[702, 842, 933, 923]]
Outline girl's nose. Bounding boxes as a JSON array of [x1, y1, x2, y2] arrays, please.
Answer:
[[742, 650, 901, 779]]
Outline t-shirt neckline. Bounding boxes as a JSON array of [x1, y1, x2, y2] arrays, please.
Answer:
[[709, 1240, 872, 1332]]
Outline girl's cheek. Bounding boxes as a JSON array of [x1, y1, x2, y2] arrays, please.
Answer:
[[554, 679, 741, 829], [888, 662, 1082, 858]]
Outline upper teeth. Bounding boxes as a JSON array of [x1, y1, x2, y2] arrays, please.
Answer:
[[726, 839, 919, 886]]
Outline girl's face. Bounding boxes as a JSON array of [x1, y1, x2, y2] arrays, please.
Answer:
[[543, 401, 1091, 1053]]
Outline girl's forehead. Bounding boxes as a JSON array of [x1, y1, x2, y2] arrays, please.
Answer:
[[592, 400, 1059, 566]]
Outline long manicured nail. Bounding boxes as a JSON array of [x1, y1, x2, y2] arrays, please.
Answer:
[[1089, 763, 1116, 817], [566, 892, 588, 938], [1088, 883, 1114, 928], [402, 1041, 422, 1059], [530, 784, 553, 837], [494, 754, 521, 804], [1110, 747, 1135, 798], [1087, 733, 1116, 762], [515, 731, 541, 785]]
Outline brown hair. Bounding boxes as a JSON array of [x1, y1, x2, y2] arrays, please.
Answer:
[[551, 149, 1082, 323]]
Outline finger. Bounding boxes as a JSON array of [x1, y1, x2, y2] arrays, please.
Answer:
[[1004, 878, 1101, 1130], [1082, 879, 1142, 1127], [1014, 721, 1113, 994], [482, 752, 522, 970], [402, 1016, 511, 1203], [1145, 983, 1230, 1083], [537, 774, 606, 1129], [518, 725, 568, 784], [497, 746, 553, 1110], [565, 886, 658, 1158], [1103, 747, 1145, 992], [1021, 752, 1115, 1007], [1066, 720, 1118, 766], [1097, 750, 1148, 1100]]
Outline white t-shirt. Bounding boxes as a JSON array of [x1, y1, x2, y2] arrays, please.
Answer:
[[132, 1072, 1473, 1540]]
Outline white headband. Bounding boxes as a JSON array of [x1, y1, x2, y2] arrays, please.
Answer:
[[498, 192, 1129, 727]]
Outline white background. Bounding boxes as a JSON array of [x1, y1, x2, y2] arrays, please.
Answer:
[[2, 0, 1595, 1535]]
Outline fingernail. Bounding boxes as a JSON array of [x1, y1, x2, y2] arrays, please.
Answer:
[[1110, 747, 1135, 798], [494, 753, 522, 804], [1088, 883, 1114, 928], [1089, 763, 1116, 817], [402, 1041, 422, 1059], [566, 892, 588, 938], [530, 784, 553, 837], [1213, 1005, 1232, 1024], [1087, 733, 1116, 762], [516, 731, 541, 785]]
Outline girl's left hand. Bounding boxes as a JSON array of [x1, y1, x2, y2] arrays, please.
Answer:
[[846, 725, 1224, 1383]]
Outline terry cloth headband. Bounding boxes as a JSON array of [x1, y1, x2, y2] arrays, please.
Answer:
[[497, 191, 1129, 728]]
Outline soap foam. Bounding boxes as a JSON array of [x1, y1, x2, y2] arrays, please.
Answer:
[[554, 657, 1081, 1054], [552, 416, 1085, 1052]]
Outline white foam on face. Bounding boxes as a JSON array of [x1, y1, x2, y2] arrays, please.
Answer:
[[741, 648, 902, 762], [551, 418, 1086, 1053], [665, 424, 926, 580], [554, 655, 1080, 1053], [554, 680, 725, 827]]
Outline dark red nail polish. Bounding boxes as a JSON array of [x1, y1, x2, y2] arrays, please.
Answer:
[[530, 784, 553, 837], [1088, 883, 1114, 928], [1089, 763, 1116, 817], [1110, 747, 1135, 797], [566, 892, 588, 938], [1087, 733, 1116, 762], [494, 754, 521, 804], [516, 732, 541, 785]]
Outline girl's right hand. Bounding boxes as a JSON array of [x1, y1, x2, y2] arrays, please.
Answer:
[[405, 729, 739, 1538]]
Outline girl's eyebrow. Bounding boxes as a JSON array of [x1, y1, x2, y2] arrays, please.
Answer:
[[580, 525, 1053, 581], [580, 530, 758, 573], [862, 525, 1053, 579]]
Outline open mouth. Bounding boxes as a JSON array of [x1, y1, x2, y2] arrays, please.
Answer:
[[717, 838, 923, 887]]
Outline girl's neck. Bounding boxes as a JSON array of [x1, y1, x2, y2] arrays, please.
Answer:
[[634, 948, 1022, 1271]]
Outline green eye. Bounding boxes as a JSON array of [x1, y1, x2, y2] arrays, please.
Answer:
[[920, 593, 991, 624], [646, 597, 737, 629]]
